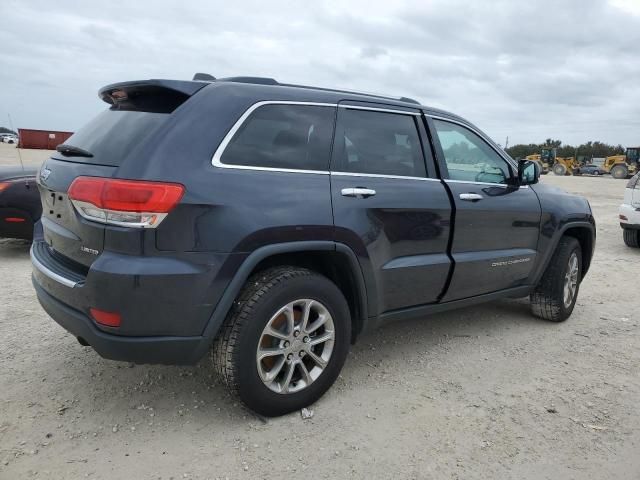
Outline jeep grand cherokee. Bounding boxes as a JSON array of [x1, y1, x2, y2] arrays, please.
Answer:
[[31, 75, 595, 416]]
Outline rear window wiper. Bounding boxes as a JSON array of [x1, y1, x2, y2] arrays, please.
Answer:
[[56, 144, 94, 158]]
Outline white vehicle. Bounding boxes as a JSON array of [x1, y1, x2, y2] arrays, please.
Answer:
[[620, 172, 640, 247], [0, 134, 18, 144]]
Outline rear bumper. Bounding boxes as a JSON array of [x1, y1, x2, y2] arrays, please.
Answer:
[[30, 239, 242, 364], [619, 203, 640, 227], [33, 279, 208, 364]]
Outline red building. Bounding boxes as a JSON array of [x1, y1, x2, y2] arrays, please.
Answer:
[[18, 128, 73, 150]]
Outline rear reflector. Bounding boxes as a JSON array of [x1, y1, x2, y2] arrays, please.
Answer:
[[68, 176, 184, 228], [5, 217, 26, 223], [90, 308, 122, 327]]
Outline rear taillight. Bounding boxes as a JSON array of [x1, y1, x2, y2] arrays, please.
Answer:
[[68, 176, 184, 228], [0, 182, 12, 193]]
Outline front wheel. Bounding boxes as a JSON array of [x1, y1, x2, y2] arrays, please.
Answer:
[[623, 228, 640, 248], [553, 163, 567, 176], [530, 236, 582, 322], [212, 267, 351, 417], [611, 164, 628, 179]]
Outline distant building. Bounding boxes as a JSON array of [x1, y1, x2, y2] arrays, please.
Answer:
[[18, 128, 73, 150]]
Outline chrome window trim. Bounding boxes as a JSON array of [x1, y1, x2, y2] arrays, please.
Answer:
[[338, 104, 421, 116], [427, 115, 518, 170], [212, 100, 427, 177], [331, 171, 440, 182], [444, 179, 528, 188], [211, 101, 337, 173], [30, 244, 80, 288]]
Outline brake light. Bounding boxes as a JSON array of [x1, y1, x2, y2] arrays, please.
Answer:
[[0, 182, 11, 193], [90, 308, 122, 327], [68, 177, 184, 228], [5, 217, 26, 223]]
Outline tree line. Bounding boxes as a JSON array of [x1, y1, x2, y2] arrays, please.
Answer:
[[506, 138, 626, 160], [0, 127, 17, 135]]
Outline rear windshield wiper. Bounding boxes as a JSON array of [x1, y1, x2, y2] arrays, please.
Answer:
[[56, 144, 94, 158]]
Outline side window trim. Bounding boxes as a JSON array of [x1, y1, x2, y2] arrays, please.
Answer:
[[330, 104, 429, 180], [211, 100, 337, 174], [427, 115, 516, 184]]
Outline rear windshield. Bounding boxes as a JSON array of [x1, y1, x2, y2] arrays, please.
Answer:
[[52, 109, 167, 166]]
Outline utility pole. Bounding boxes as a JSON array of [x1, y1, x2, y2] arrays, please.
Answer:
[[505, 136, 509, 149]]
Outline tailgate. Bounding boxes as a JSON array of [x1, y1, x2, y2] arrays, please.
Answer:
[[38, 159, 116, 267]]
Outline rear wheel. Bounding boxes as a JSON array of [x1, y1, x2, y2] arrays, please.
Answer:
[[530, 236, 582, 322], [553, 163, 567, 176], [623, 228, 640, 248], [212, 266, 351, 417], [611, 164, 628, 179]]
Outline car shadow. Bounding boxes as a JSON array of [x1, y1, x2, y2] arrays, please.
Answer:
[[0, 238, 32, 258], [32, 297, 546, 427]]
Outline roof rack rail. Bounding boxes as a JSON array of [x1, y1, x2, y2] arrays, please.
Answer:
[[279, 82, 420, 105], [217, 76, 278, 85], [193, 73, 216, 81], [192, 73, 420, 105]]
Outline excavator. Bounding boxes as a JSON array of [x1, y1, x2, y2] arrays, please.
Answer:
[[602, 147, 639, 179]]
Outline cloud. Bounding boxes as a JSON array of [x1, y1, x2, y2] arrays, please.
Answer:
[[0, 0, 638, 146]]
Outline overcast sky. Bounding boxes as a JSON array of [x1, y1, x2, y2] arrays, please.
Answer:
[[1, 0, 639, 147]]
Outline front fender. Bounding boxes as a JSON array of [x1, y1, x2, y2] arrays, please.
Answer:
[[529, 218, 596, 286]]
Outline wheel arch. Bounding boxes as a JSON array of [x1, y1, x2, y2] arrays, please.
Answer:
[[202, 241, 370, 348], [562, 225, 595, 278], [532, 222, 595, 286]]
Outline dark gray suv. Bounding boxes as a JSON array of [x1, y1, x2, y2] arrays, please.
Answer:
[[31, 75, 595, 416]]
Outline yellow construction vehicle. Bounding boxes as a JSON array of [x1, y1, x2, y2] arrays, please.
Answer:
[[530, 147, 580, 175], [525, 148, 556, 175], [603, 147, 639, 179], [551, 155, 580, 176]]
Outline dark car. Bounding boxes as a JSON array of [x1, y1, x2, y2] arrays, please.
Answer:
[[574, 164, 606, 176], [0, 165, 41, 240], [31, 75, 596, 416]]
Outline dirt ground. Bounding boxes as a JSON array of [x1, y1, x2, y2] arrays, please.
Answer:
[[1, 144, 639, 479]]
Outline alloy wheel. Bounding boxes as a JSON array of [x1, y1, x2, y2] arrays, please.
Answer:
[[256, 299, 335, 394], [563, 252, 579, 308]]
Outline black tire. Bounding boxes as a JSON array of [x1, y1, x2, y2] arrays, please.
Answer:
[[530, 236, 582, 322], [553, 164, 567, 176], [623, 228, 640, 248], [212, 266, 351, 417], [611, 164, 628, 179]]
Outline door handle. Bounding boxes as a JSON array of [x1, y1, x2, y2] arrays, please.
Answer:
[[341, 187, 376, 198], [459, 193, 483, 201]]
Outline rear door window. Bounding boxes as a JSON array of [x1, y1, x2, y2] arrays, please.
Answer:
[[331, 108, 427, 177], [220, 104, 335, 171]]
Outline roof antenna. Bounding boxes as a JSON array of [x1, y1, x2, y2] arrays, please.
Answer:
[[7, 114, 25, 175]]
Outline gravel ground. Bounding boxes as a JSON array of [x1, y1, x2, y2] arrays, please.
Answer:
[[1, 144, 639, 479]]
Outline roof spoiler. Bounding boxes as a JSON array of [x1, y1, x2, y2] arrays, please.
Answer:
[[98, 79, 208, 112]]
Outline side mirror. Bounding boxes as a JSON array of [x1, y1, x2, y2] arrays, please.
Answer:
[[518, 159, 540, 186]]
